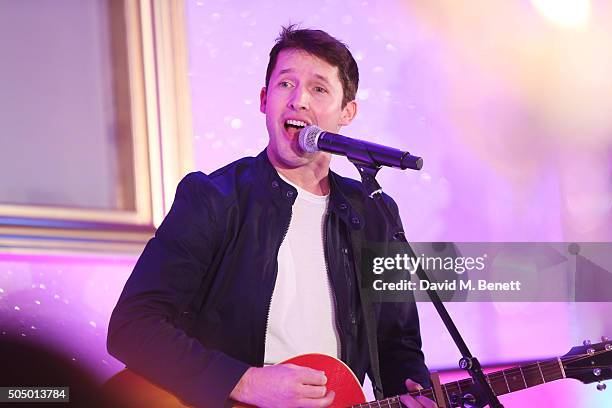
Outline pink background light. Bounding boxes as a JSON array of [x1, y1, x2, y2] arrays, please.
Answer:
[[1, 1, 611, 406]]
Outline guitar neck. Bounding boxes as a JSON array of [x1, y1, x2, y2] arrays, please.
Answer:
[[352, 358, 566, 408]]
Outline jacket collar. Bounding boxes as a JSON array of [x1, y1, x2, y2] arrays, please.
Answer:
[[255, 149, 298, 206], [255, 149, 364, 230], [328, 171, 365, 231]]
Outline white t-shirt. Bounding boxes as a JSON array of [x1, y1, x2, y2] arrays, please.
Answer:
[[264, 175, 340, 364]]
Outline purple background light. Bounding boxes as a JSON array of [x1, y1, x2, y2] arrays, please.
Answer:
[[1, 1, 611, 406]]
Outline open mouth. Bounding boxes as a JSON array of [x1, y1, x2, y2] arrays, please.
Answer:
[[284, 119, 308, 136]]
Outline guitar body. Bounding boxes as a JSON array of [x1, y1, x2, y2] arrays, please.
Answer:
[[272, 354, 366, 408], [104, 353, 367, 408], [104, 368, 186, 407], [104, 340, 612, 407]]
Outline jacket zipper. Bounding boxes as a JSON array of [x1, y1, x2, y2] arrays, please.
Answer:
[[261, 208, 292, 362], [323, 212, 345, 360], [342, 246, 353, 312]]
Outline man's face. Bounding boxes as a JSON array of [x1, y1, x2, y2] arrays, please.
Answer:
[[260, 49, 357, 169]]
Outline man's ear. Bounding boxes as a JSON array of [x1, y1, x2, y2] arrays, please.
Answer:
[[260, 87, 267, 114], [339, 100, 357, 126]]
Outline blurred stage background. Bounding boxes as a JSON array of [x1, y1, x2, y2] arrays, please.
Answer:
[[1, 0, 611, 406]]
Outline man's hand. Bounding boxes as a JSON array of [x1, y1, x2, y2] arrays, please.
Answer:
[[230, 364, 335, 408], [399, 378, 438, 408]]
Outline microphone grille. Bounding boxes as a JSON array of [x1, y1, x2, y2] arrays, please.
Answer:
[[299, 125, 323, 153]]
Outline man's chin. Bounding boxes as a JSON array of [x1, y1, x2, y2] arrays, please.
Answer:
[[280, 155, 313, 169], [266, 140, 328, 169], [267, 147, 303, 167]]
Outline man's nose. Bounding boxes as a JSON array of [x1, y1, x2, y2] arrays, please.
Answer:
[[288, 87, 309, 110]]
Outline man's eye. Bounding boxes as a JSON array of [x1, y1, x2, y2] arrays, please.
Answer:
[[314, 86, 327, 93], [279, 81, 292, 88]]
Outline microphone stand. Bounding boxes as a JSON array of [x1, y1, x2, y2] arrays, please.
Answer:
[[350, 158, 504, 408]]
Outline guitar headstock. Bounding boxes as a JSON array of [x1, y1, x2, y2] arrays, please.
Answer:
[[561, 336, 612, 390]]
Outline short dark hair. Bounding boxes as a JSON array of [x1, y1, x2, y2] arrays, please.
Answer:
[[265, 25, 359, 108]]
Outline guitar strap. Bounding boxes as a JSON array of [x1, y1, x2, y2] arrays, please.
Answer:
[[350, 229, 385, 400]]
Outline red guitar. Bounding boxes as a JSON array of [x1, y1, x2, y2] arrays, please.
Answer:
[[104, 339, 612, 407]]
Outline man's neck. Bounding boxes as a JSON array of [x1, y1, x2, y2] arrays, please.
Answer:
[[276, 168, 329, 196]]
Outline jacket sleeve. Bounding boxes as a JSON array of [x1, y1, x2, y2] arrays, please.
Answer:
[[107, 172, 249, 408], [376, 195, 431, 397]]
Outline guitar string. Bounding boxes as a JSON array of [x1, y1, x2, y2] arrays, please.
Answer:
[[413, 350, 610, 408], [357, 348, 611, 407], [379, 359, 604, 408], [403, 348, 610, 403], [475, 348, 610, 383], [487, 365, 558, 394]]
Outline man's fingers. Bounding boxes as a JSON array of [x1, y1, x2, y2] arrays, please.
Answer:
[[399, 394, 438, 408], [298, 384, 327, 398], [297, 367, 328, 386], [402, 378, 437, 407], [234, 365, 334, 407], [404, 378, 423, 392], [415, 395, 438, 408], [399, 394, 422, 408], [296, 390, 336, 407]]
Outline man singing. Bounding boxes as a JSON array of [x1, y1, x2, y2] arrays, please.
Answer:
[[108, 25, 436, 408]]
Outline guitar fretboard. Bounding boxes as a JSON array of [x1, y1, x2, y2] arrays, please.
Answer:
[[350, 358, 565, 408]]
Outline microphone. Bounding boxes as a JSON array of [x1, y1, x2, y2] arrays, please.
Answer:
[[298, 125, 423, 170]]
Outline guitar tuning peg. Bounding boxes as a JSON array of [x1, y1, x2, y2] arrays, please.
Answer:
[[583, 339, 592, 346], [597, 382, 607, 391], [593, 368, 601, 376], [602, 336, 609, 342]]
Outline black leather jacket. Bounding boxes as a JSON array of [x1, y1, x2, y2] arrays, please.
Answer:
[[107, 150, 429, 407]]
